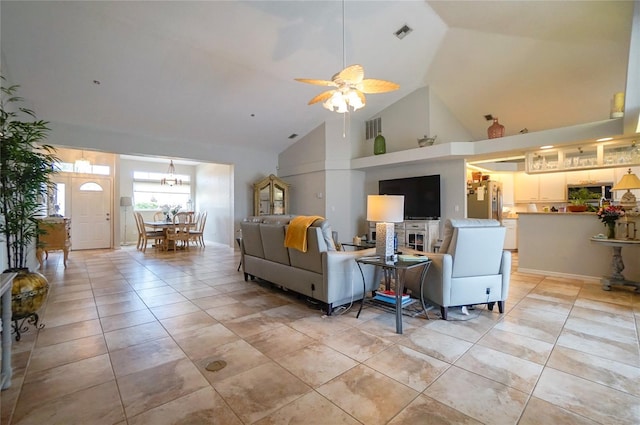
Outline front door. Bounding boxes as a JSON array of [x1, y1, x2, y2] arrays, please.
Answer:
[[71, 177, 112, 249]]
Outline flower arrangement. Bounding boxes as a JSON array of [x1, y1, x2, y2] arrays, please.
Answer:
[[596, 205, 625, 224], [160, 204, 182, 219]]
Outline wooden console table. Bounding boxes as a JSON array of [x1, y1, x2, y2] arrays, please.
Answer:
[[589, 237, 640, 292], [37, 218, 71, 268]]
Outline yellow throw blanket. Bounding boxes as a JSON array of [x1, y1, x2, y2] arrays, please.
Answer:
[[284, 215, 324, 252]]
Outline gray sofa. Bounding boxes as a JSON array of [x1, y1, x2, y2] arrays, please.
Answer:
[[240, 215, 380, 314]]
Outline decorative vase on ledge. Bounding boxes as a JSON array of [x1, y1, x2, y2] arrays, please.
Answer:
[[606, 222, 616, 239], [487, 118, 505, 139], [373, 132, 386, 155]]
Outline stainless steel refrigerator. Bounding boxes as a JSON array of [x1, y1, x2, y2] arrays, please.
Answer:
[[467, 181, 503, 221]]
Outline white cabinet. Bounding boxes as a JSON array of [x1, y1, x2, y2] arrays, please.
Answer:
[[404, 220, 440, 252], [514, 172, 566, 202], [565, 169, 615, 185], [526, 138, 640, 174], [502, 219, 518, 250], [368, 220, 440, 252], [538, 173, 566, 201], [514, 173, 540, 203]]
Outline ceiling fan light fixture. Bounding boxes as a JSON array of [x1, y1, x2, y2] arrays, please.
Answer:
[[294, 0, 398, 114], [322, 89, 365, 114]]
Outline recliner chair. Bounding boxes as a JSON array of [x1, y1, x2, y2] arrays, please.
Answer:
[[405, 218, 511, 320]]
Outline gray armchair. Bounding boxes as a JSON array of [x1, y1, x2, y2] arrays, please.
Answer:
[[405, 218, 511, 320]]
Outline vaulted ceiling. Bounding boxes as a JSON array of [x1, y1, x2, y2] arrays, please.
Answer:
[[0, 1, 634, 155]]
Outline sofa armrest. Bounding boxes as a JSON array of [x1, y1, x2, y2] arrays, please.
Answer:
[[500, 250, 512, 300], [403, 252, 453, 305], [323, 248, 382, 299]]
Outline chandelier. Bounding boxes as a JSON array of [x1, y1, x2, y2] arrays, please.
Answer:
[[74, 150, 92, 173], [161, 160, 182, 186]]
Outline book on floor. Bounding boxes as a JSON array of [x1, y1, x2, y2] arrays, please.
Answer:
[[373, 294, 414, 305], [374, 290, 411, 302]]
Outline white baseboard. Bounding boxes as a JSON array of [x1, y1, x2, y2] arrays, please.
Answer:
[[517, 267, 601, 283]]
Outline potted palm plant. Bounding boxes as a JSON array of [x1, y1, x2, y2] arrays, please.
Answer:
[[0, 78, 59, 340]]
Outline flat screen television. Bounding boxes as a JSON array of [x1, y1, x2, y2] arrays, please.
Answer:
[[378, 175, 441, 220]]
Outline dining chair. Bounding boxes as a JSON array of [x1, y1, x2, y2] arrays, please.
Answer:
[[153, 211, 165, 222], [136, 212, 165, 252], [133, 211, 144, 250], [164, 212, 192, 251], [189, 211, 207, 247]]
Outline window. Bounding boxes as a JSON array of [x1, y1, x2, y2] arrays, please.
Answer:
[[132, 171, 191, 210], [58, 162, 110, 175]]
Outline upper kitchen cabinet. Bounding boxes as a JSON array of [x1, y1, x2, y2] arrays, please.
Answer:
[[253, 174, 290, 216], [565, 168, 615, 185], [525, 138, 640, 174], [515, 172, 566, 203]]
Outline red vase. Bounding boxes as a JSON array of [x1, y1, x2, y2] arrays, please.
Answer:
[[488, 118, 505, 139]]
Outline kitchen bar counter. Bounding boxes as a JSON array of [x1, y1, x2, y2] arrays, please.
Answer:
[[518, 212, 640, 282], [518, 212, 594, 216]]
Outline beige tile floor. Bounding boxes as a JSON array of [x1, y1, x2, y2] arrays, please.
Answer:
[[1, 244, 639, 424]]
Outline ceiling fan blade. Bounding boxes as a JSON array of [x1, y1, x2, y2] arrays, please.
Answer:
[[355, 89, 366, 106], [294, 78, 336, 87], [335, 64, 364, 85], [357, 79, 400, 94], [308, 90, 335, 105]]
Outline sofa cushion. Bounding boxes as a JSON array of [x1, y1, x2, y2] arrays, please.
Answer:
[[260, 224, 291, 265], [288, 227, 324, 273], [310, 219, 337, 251], [241, 222, 265, 259]]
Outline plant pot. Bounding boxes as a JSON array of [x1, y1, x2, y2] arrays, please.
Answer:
[[567, 205, 587, 212], [6, 269, 49, 340]]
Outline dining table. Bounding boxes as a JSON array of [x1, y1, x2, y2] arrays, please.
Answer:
[[144, 220, 194, 250]]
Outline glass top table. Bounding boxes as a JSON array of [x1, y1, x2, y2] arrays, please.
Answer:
[[355, 255, 432, 334]]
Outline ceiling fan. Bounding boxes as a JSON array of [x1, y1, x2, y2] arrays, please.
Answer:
[[294, 0, 399, 114], [295, 64, 399, 113]]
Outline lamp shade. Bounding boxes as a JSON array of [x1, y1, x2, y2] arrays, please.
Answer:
[[611, 169, 640, 191], [120, 196, 133, 207], [367, 195, 404, 223]]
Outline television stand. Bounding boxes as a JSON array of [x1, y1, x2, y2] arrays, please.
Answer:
[[369, 219, 440, 252]]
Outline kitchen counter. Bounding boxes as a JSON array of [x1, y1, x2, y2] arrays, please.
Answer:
[[517, 212, 595, 216], [517, 212, 640, 282]]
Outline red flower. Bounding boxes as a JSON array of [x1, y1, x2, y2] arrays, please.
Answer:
[[596, 205, 625, 224]]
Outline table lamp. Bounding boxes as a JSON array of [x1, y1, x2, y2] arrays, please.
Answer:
[[611, 168, 640, 211], [367, 195, 404, 260]]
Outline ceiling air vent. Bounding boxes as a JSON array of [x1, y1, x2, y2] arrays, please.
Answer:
[[394, 25, 413, 40], [288, 133, 298, 139], [365, 117, 382, 140]]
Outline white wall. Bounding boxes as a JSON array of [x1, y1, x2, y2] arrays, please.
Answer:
[[353, 86, 474, 155], [364, 159, 467, 232], [47, 121, 279, 244], [278, 119, 369, 241], [429, 88, 474, 144], [195, 163, 233, 246], [278, 87, 473, 240]]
